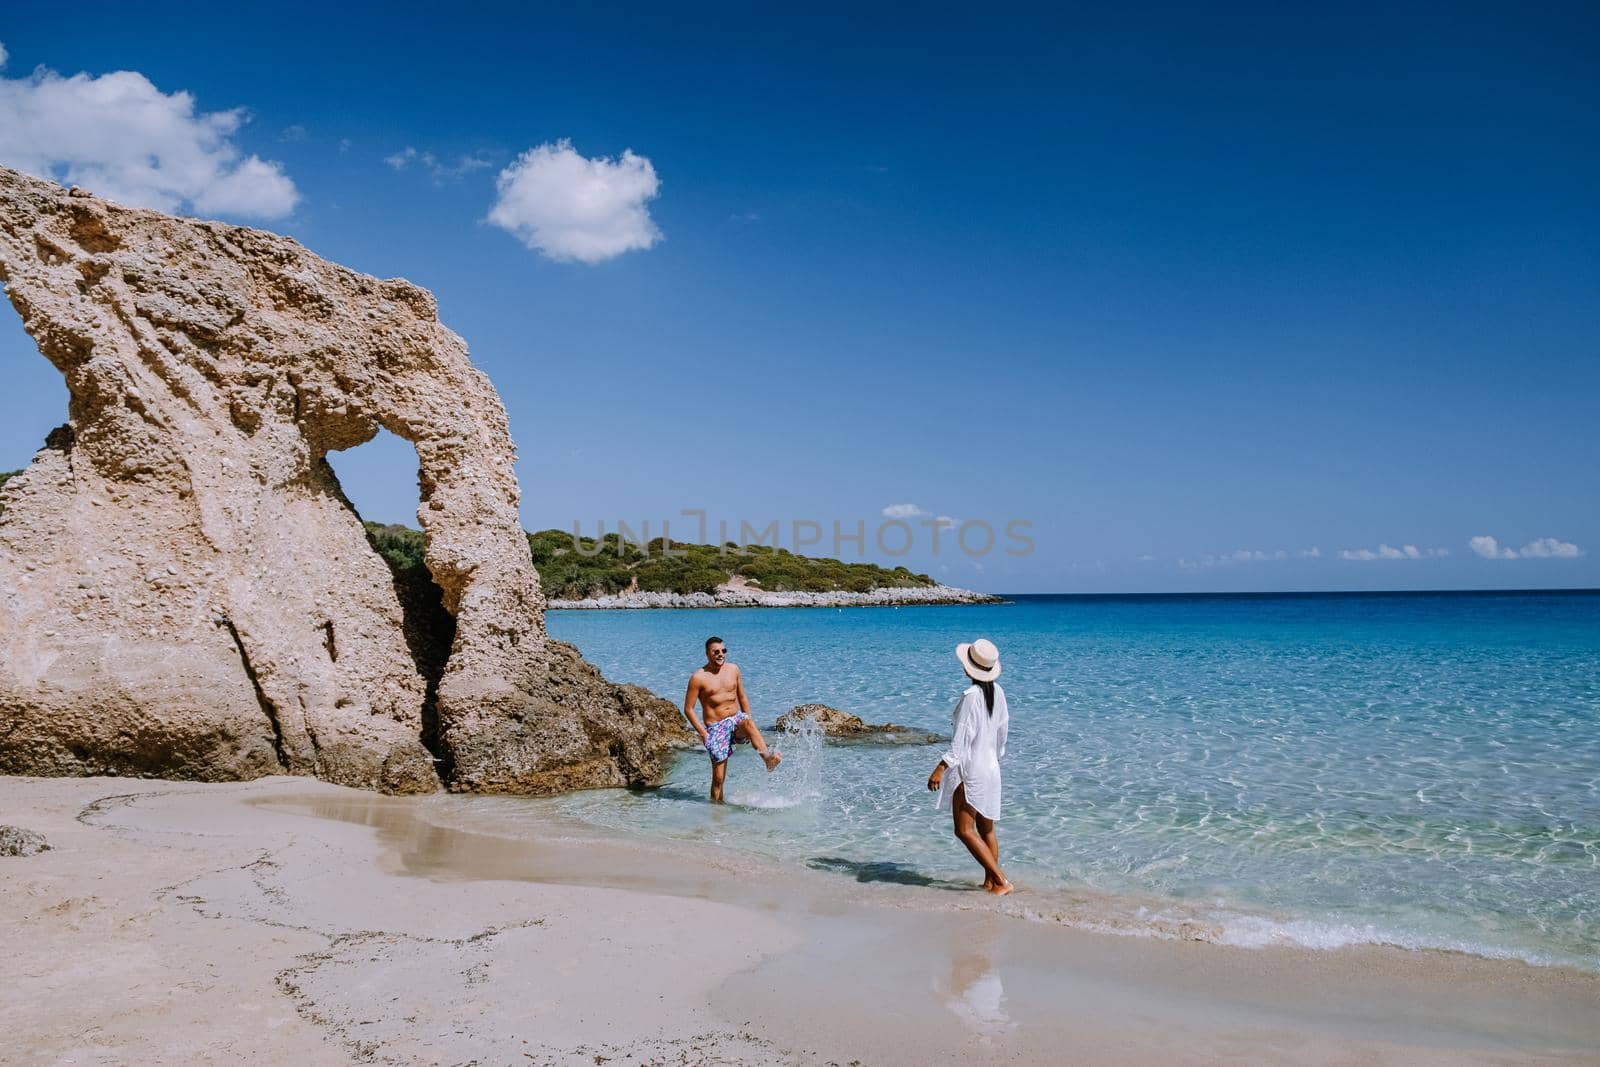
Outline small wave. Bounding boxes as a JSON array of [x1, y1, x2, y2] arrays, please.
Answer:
[[1209, 912, 1563, 967], [995, 891, 1586, 971]]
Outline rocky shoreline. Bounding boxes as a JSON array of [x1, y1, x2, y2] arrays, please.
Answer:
[[546, 584, 1005, 610]]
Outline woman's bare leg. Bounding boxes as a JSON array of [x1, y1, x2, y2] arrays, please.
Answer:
[[736, 718, 782, 771], [951, 786, 1009, 893], [976, 812, 1000, 888]]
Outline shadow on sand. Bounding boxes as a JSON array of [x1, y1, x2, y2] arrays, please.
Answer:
[[806, 856, 979, 891]]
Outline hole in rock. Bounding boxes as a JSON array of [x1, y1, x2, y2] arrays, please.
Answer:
[[326, 428, 456, 774], [0, 313, 73, 479]]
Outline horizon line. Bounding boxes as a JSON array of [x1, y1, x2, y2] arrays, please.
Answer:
[[988, 587, 1600, 599]]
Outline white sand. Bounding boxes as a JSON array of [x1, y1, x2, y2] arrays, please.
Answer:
[[3, 775, 1596, 1065]]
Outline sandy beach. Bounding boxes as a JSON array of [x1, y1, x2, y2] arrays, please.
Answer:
[[3, 775, 1597, 1066]]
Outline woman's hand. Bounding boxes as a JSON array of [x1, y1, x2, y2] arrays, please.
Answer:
[[927, 763, 945, 792]]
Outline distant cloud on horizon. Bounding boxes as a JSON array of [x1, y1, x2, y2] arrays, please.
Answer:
[[0, 41, 298, 218], [487, 139, 661, 264], [1178, 548, 1297, 569], [881, 503, 927, 518], [1470, 535, 1582, 560], [1337, 544, 1448, 561]]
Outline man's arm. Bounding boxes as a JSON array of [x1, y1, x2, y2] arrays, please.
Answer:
[[683, 675, 709, 742], [735, 666, 752, 716]]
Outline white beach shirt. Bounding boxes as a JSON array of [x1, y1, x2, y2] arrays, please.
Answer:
[[935, 683, 1008, 820]]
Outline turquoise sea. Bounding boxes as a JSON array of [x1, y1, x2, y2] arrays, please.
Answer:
[[527, 592, 1599, 970]]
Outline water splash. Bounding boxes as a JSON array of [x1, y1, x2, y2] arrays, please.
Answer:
[[729, 714, 827, 809]]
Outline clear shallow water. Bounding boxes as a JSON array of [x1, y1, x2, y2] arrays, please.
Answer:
[[531, 592, 1600, 969]]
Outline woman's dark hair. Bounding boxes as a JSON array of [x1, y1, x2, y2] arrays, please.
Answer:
[[977, 678, 995, 714]]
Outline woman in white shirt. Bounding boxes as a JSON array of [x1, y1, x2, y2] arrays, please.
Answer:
[[927, 638, 1012, 896]]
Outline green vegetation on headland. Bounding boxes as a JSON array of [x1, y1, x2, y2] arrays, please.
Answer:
[[367, 523, 936, 598]]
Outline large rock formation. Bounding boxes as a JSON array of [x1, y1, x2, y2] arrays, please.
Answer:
[[0, 166, 684, 794]]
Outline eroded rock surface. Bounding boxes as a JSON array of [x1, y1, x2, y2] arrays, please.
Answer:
[[0, 166, 683, 794], [0, 825, 50, 856]]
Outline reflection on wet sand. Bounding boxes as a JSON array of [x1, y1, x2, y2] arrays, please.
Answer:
[[257, 793, 800, 913], [937, 930, 1013, 1038]]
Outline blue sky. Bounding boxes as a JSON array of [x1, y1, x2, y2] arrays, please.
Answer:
[[1, 4, 1595, 593]]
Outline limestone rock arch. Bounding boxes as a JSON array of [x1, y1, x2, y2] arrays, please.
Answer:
[[0, 166, 681, 793]]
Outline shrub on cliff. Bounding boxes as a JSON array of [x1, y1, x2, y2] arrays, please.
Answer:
[[526, 529, 637, 596]]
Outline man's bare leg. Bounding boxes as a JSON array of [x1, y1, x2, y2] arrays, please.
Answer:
[[710, 759, 728, 803], [736, 718, 782, 771]]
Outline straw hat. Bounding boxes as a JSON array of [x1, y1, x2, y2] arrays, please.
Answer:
[[956, 638, 1001, 682]]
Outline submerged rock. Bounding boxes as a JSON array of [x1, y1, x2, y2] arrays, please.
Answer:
[[775, 704, 945, 745], [0, 826, 50, 856], [0, 166, 683, 796]]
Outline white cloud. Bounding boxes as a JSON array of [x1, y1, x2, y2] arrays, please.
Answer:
[[1298, 547, 1322, 558], [488, 139, 661, 264], [1340, 543, 1448, 561], [882, 503, 926, 519], [1472, 535, 1582, 560], [1520, 537, 1582, 558], [0, 41, 8, 70], [0, 57, 298, 218], [385, 146, 492, 182], [933, 514, 959, 528], [1136, 553, 1156, 562], [1181, 548, 1289, 568], [1470, 536, 1516, 560]]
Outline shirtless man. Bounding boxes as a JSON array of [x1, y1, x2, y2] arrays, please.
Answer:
[[683, 636, 781, 803]]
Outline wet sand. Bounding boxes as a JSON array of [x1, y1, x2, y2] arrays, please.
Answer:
[[3, 775, 1597, 1064]]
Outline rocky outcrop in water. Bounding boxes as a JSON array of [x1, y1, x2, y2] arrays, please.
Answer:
[[775, 704, 945, 745], [0, 166, 684, 795]]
